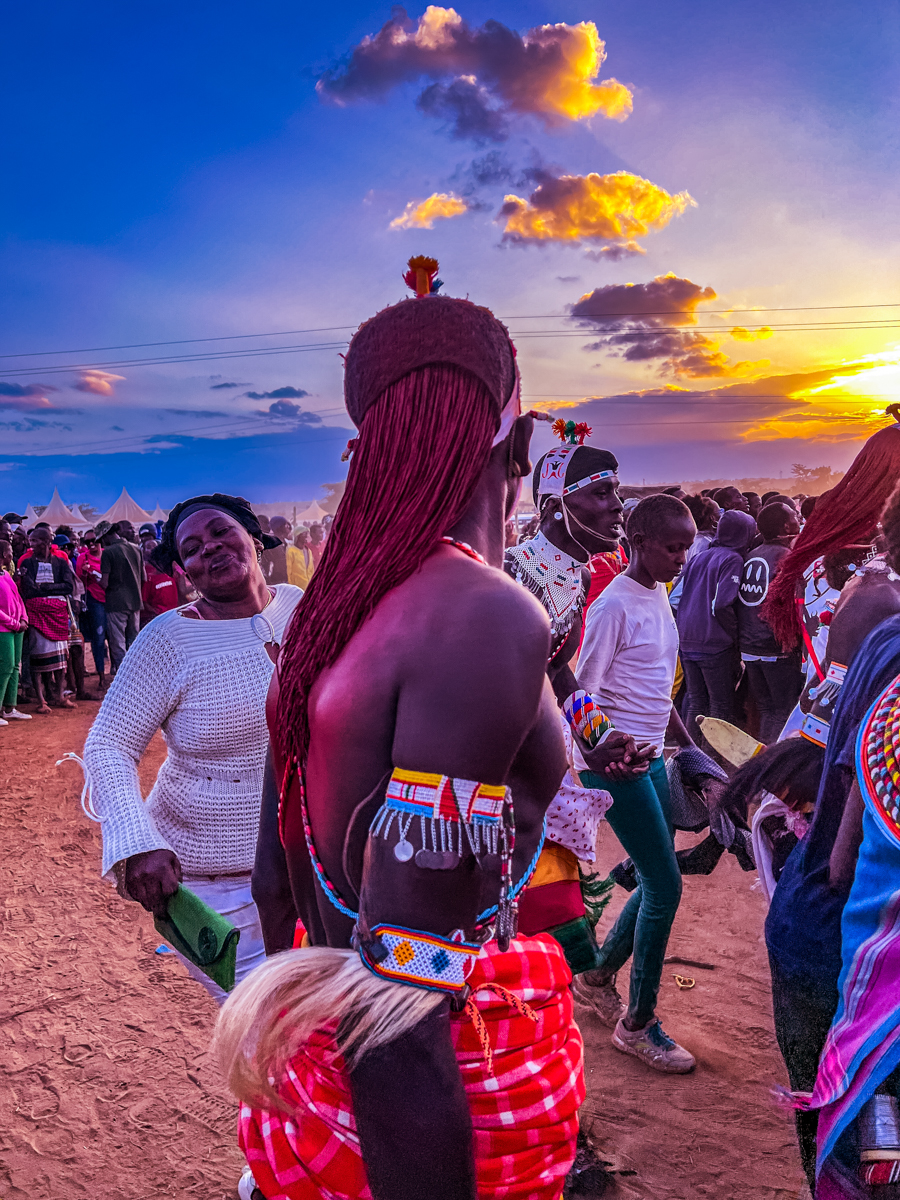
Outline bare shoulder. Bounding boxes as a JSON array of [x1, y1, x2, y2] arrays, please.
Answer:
[[415, 553, 552, 666]]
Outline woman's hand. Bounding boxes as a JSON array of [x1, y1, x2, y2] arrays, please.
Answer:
[[125, 849, 182, 918], [577, 730, 653, 779]]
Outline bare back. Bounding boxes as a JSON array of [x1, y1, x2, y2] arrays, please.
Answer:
[[281, 544, 566, 947]]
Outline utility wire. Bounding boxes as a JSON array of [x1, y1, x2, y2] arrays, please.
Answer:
[[1, 321, 898, 380], [1, 302, 898, 361]]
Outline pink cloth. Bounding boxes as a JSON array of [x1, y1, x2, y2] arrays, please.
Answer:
[[0, 572, 26, 633], [76, 548, 105, 602]]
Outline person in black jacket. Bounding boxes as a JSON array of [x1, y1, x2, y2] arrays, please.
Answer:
[[18, 526, 75, 713], [738, 502, 802, 742]]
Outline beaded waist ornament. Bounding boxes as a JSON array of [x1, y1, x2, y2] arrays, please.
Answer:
[[858, 673, 900, 848], [563, 690, 614, 748]]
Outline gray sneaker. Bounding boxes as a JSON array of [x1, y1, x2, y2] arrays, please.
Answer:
[[612, 1016, 695, 1073], [572, 973, 627, 1027]]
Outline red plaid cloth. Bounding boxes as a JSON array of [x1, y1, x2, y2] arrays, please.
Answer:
[[239, 934, 584, 1200], [25, 596, 70, 642]]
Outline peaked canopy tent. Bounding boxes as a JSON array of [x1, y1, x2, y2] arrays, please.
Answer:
[[98, 488, 151, 525], [67, 505, 93, 528], [39, 488, 76, 527], [149, 503, 168, 522], [22, 503, 41, 525], [296, 500, 328, 524]]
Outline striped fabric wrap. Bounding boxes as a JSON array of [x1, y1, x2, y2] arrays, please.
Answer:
[[238, 934, 584, 1200], [799, 674, 900, 1197]]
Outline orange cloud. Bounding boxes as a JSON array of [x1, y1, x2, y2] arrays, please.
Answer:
[[74, 370, 125, 396], [390, 192, 468, 229], [731, 325, 774, 341], [569, 274, 768, 378], [499, 172, 695, 247], [317, 8, 632, 142]]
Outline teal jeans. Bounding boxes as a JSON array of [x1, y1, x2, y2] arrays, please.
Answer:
[[580, 755, 682, 1028], [0, 629, 24, 707]]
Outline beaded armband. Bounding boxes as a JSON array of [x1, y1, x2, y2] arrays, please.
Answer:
[[563, 690, 614, 748], [809, 661, 848, 710], [356, 923, 481, 994], [800, 712, 830, 748]]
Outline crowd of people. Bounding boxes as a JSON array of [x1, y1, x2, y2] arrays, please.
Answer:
[[0, 512, 329, 723], [22, 269, 900, 1199]]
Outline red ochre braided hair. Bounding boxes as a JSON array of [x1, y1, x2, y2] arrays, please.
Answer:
[[762, 423, 900, 650], [275, 292, 518, 769]]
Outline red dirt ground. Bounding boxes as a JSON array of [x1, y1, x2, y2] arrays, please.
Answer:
[[0, 698, 807, 1199]]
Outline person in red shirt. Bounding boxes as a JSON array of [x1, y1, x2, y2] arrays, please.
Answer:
[[76, 528, 108, 686], [585, 544, 629, 614], [17, 523, 69, 568], [140, 539, 179, 625]]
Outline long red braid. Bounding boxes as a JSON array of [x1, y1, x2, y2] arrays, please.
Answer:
[[762, 423, 900, 649], [275, 363, 499, 768]]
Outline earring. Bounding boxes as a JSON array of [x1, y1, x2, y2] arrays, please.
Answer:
[[554, 511, 563, 521]]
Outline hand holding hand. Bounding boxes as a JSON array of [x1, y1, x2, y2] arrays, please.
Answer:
[[578, 730, 654, 779], [124, 849, 182, 918]]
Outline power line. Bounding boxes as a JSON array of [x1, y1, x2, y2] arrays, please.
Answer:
[[1, 321, 898, 381], [1, 301, 898, 361]]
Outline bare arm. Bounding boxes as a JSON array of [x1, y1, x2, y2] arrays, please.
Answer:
[[829, 778, 865, 893]]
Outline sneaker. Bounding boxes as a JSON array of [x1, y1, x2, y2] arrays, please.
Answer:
[[0, 717, 7, 726], [238, 1165, 263, 1200], [572, 974, 626, 1027], [3, 708, 32, 721], [612, 1016, 696, 1073]]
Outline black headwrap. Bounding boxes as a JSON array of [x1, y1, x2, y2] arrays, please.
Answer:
[[152, 493, 280, 572]]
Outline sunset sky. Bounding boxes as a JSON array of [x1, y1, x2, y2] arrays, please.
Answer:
[[1, 0, 898, 510]]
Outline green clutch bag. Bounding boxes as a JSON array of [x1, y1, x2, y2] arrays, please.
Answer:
[[154, 885, 241, 993]]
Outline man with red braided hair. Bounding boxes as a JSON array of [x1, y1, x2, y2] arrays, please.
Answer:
[[215, 278, 585, 1200]]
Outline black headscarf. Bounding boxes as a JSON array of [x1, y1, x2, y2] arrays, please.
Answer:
[[152, 493, 280, 572]]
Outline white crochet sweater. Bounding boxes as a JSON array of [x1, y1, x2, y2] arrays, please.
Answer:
[[84, 585, 302, 879]]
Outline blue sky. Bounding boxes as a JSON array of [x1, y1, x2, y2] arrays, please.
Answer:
[[1, 0, 898, 510]]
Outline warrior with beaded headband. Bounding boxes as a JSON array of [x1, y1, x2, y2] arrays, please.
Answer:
[[215, 259, 586, 1200]]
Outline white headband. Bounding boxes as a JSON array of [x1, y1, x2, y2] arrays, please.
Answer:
[[537, 445, 617, 501]]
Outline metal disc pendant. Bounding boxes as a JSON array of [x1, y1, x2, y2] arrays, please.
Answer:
[[394, 839, 414, 862]]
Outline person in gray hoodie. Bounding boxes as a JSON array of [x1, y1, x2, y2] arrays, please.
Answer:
[[676, 508, 757, 741]]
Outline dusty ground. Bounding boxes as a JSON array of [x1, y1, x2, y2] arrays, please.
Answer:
[[0, 698, 806, 1200]]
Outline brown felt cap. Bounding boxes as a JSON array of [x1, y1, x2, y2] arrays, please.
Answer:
[[344, 296, 516, 429]]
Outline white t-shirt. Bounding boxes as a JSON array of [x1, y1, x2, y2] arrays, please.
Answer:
[[574, 574, 679, 768]]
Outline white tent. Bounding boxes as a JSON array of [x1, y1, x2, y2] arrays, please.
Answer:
[[149, 503, 168, 522], [39, 488, 76, 527], [99, 488, 151, 525], [68, 504, 92, 528], [297, 501, 328, 523], [22, 503, 41, 525]]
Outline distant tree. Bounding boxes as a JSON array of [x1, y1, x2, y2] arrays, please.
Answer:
[[791, 463, 833, 485]]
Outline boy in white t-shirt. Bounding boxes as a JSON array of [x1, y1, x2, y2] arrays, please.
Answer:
[[573, 494, 698, 1073]]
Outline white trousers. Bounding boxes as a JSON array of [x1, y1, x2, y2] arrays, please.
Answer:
[[175, 872, 266, 1006]]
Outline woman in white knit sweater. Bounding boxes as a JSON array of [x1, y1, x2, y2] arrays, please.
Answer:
[[84, 495, 302, 1003]]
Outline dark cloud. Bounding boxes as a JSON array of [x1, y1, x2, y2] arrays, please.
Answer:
[[0, 381, 58, 412], [569, 274, 762, 378], [111, 425, 125, 431], [317, 10, 632, 141], [0, 382, 57, 397], [417, 78, 508, 142], [209, 381, 243, 390], [164, 408, 229, 418], [257, 399, 322, 422], [583, 243, 646, 262], [243, 386, 310, 401], [0, 417, 71, 432], [557, 275, 581, 283]]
